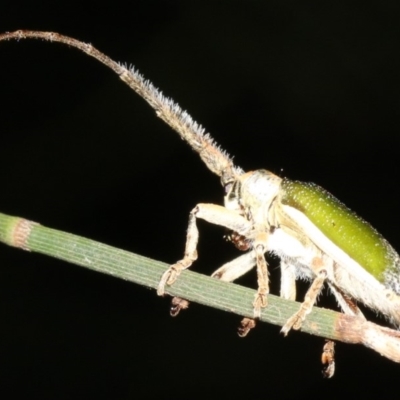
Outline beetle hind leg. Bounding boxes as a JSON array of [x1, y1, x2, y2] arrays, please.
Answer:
[[281, 256, 328, 336], [252, 243, 269, 318]]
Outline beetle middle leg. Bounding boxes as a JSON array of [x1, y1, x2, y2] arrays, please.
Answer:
[[213, 231, 271, 336], [212, 249, 266, 337]]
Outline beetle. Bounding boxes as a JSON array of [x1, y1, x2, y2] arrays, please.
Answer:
[[2, 30, 400, 340], [158, 168, 400, 336]]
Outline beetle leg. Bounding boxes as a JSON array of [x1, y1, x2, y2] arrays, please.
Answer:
[[213, 247, 270, 335], [327, 281, 365, 319], [321, 340, 335, 378], [320, 283, 365, 377], [158, 203, 252, 296], [224, 231, 251, 251], [280, 259, 297, 301], [215, 230, 270, 329], [211, 251, 256, 281], [211, 251, 258, 337], [238, 318, 257, 337], [237, 258, 298, 338], [170, 250, 255, 317], [158, 203, 252, 317], [281, 256, 328, 336], [157, 206, 199, 296], [253, 239, 269, 318], [170, 297, 190, 317]]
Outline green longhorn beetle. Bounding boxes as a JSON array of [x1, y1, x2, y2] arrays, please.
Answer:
[[2, 30, 400, 339], [158, 170, 400, 337]]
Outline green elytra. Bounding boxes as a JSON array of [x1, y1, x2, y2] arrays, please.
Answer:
[[281, 179, 400, 283]]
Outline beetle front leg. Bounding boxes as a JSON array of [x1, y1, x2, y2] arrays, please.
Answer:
[[157, 206, 199, 296], [157, 203, 252, 303]]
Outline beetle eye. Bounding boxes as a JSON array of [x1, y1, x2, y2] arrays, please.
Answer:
[[224, 182, 233, 194]]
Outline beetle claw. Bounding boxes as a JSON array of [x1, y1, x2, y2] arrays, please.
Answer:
[[170, 297, 190, 317], [281, 313, 304, 336], [238, 318, 256, 337]]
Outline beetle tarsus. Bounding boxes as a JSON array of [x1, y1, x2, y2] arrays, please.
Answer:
[[281, 313, 303, 336], [157, 263, 186, 296], [238, 318, 256, 337], [321, 340, 335, 378], [252, 294, 267, 319], [170, 297, 190, 316]]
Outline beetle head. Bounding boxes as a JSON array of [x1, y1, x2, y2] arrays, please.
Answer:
[[224, 170, 282, 221]]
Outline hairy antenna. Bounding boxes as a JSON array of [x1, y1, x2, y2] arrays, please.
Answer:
[[0, 30, 242, 184]]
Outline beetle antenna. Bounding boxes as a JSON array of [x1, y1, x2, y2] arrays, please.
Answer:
[[0, 30, 243, 184]]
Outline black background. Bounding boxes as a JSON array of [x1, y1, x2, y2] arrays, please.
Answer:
[[2, 2, 400, 398]]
